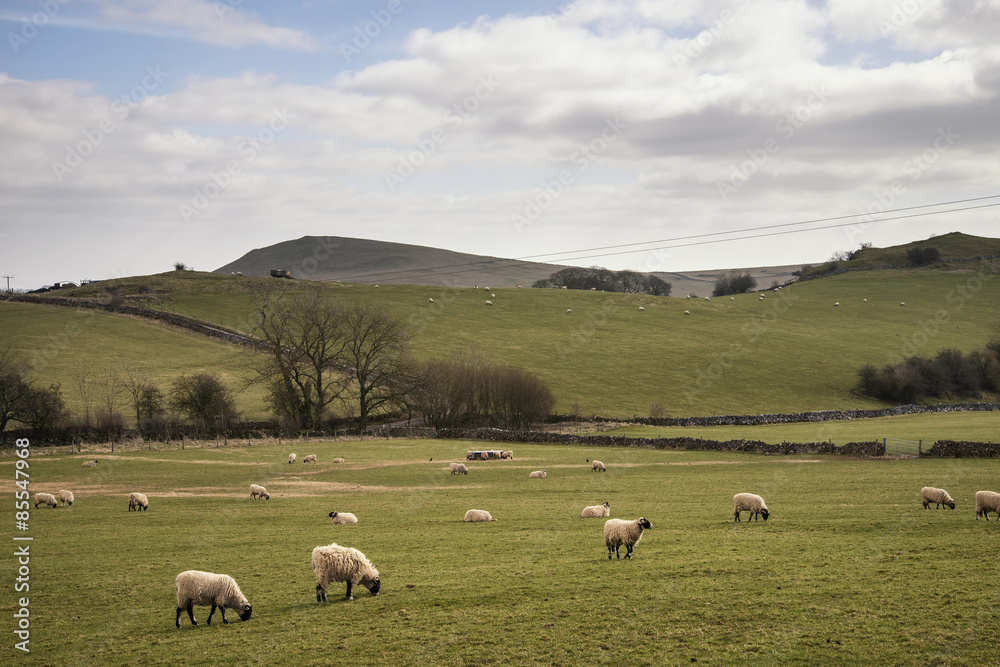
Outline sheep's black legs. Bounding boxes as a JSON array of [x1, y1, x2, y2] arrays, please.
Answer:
[[207, 604, 217, 625], [345, 582, 354, 600], [220, 607, 229, 624], [316, 584, 327, 602], [177, 601, 196, 627], [625, 545, 633, 559]]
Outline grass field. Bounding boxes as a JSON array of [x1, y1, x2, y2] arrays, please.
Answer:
[[5, 438, 1000, 666], [6, 256, 1000, 421]]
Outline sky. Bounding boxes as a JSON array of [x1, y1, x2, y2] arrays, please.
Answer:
[[1, 0, 998, 290]]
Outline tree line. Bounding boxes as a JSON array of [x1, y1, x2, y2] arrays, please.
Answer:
[[857, 341, 1000, 404], [532, 266, 671, 295]]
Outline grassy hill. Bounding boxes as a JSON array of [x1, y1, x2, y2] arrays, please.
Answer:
[[7, 253, 1000, 422], [803, 231, 1000, 277]]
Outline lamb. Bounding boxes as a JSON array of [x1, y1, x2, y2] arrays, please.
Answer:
[[328, 511, 358, 524], [34, 492, 58, 509], [604, 517, 652, 560], [975, 490, 1000, 520], [303, 454, 317, 464], [501, 450, 514, 460], [921, 486, 955, 510], [175, 570, 252, 628], [288, 453, 296, 464], [592, 460, 606, 472], [528, 470, 547, 478], [733, 493, 769, 521], [311, 542, 381, 601], [332, 457, 345, 463], [450, 462, 468, 475], [249, 484, 270, 500], [81, 460, 98, 467], [464, 509, 496, 522], [58, 490, 74, 507], [128, 492, 149, 511], [582, 501, 610, 518]]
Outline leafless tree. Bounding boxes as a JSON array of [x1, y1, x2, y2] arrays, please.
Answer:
[[0, 346, 31, 432]]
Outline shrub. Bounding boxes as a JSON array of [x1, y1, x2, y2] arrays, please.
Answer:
[[712, 270, 757, 297], [906, 246, 940, 266]]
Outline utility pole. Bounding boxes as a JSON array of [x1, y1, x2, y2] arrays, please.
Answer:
[[2, 275, 12, 293]]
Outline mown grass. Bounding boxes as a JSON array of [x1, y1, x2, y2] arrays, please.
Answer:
[[603, 411, 1000, 446], [5, 439, 1000, 665], [10, 260, 1000, 420]]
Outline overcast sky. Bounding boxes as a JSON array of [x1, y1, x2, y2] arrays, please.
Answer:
[[1, 0, 998, 290]]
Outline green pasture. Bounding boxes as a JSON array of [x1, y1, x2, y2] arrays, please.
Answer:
[[5, 439, 1000, 666], [8, 260, 1000, 421], [603, 411, 1000, 446]]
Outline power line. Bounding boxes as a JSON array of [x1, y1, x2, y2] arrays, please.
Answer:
[[327, 195, 1000, 283]]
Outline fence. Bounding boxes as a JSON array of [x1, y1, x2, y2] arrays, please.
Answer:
[[884, 438, 922, 458]]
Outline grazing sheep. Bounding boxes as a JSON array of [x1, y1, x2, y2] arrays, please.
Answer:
[[303, 454, 317, 464], [517, 285, 522, 288], [464, 509, 496, 522], [128, 492, 149, 512], [175, 570, 252, 628], [582, 501, 611, 518], [758, 295, 764, 301], [288, 453, 296, 464], [311, 543, 381, 601], [604, 517, 652, 560], [684, 310, 690, 315], [485, 300, 493, 306], [733, 493, 769, 521], [450, 463, 468, 475], [249, 484, 270, 500], [900, 302, 906, 306], [834, 302, 840, 306], [484, 286, 490, 291], [58, 490, 74, 507], [491, 293, 495, 298], [704, 296, 710, 301], [566, 308, 573, 314], [328, 511, 358, 524], [235, 271, 243, 276], [528, 470, 547, 478], [921, 486, 955, 510], [975, 491, 1000, 520], [638, 306, 645, 311], [863, 298, 868, 302], [332, 457, 345, 463], [501, 450, 514, 460], [592, 460, 606, 472], [34, 492, 58, 509], [428, 298, 434, 303], [81, 460, 97, 467], [731, 296, 735, 300]]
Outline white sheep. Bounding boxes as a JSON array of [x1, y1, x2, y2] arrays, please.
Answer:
[[566, 308, 573, 314], [975, 491, 1000, 520], [501, 450, 514, 460], [128, 492, 149, 512], [249, 484, 270, 500], [731, 296, 735, 300], [311, 542, 381, 601], [450, 462, 468, 475], [684, 310, 690, 315], [175, 570, 252, 628], [733, 493, 769, 521], [328, 511, 358, 524], [592, 460, 606, 472], [834, 302, 840, 306], [485, 300, 493, 306], [704, 296, 710, 301], [582, 501, 610, 518], [58, 490, 74, 507], [288, 453, 296, 464], [491, 293, 495, 298], [303, 454, 317, 464], [900, 302, 906, 306], [428, 298, 434, 303], [464, 509, 496, 522], [863, 298, 868, 302], [921, 486, 955, 510], [528, 470, 547, 478], [604, 517, 652, 560], [34, 492, 58, 509], [758, 295, 764, 301], [638, 306, 645, 311], [81, 460, 97, 467], [332, 457, 345, 463]]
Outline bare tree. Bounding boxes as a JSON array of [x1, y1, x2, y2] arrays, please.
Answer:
[[73, 369, 95, 429], [119, 361, 161, 428], [0, 346, 31, 432], [170, 373, 238, 431], [95, 369, 125, 437]]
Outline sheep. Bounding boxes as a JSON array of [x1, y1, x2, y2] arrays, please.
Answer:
[[311, 542, 381, 601], [34, 492, 58, 509], [863, 298, 868, 302], [566, 308, 573, 314], [249, 484, 270, 500], [638, 306, 645, 311], [758, 295, 764, 301], [528, 470, 547, 478], [975, 490, 1000, 520], [900, 302, 906, 306], [235, 271, 243, 276], [733, 493, 769, 521], [582, 501, 610, 518], [58, 490, 74, 507], [704, 296, 710, 301], [81, 460, 98, 467], [834, 302, 840, 306], [303, 454, 317, 464], [332, 457, 345, 463], [289, 453, 296, 464], [592, 460, 606, 472], [450, 463, 468, 475], [128, 492, 149, 511], [501, 450, 514, 460], [491, 293, 495, 298], [731, 296, 735, 300], [328, 511, 358, 524], [604, 517, 652, 560], [684, 310, 690, 315], [921, 486, 955, 510], [485, 300, 493, 306], [428, 298, 434, 303], [517, 285, 522, 288], [484, 286, 490, 291], [464, 509, 496, 522], [175, 570, 252, 628]]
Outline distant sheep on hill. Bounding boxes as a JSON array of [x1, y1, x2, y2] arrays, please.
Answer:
[[485, 300, 493, 306]]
